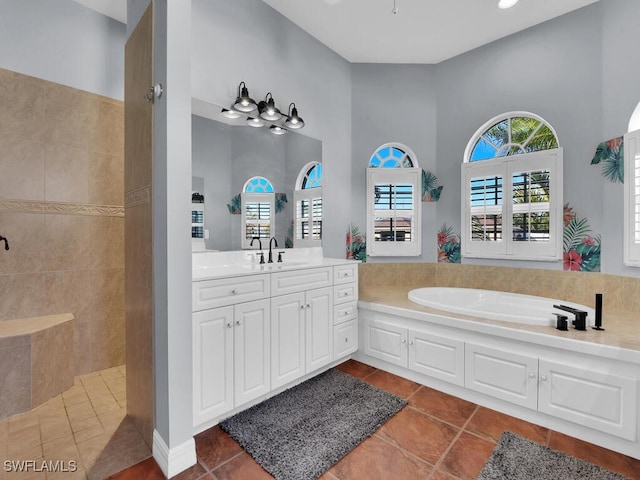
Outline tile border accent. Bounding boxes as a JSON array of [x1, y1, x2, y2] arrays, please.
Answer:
[[125, 185, 151, 208], [0, 199, 124, 217]]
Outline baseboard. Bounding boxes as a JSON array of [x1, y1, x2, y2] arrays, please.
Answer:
[[152, 429, 197, 478]]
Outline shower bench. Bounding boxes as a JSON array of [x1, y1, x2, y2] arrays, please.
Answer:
[[0, 313, 75, 419]]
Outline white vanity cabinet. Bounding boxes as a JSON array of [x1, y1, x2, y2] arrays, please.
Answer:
[[363, 312, 464, 386], [270, 268, 334, 389], [332, 263, 359, 360], [192, 299, 270, 427]]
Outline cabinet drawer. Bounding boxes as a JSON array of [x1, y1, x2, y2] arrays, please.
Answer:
[[271, 267, 332, 296], [334, 320, 358, 359], [193, 274, 270, 311], [334, 283, 357, 305], [334, 264, 358, 285], [334, 301, 357, 325]]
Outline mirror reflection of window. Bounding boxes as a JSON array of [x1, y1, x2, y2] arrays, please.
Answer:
[[294, 162, 322, 247], [242, 176, 275, 249]]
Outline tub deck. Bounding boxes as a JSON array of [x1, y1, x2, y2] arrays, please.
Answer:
[[359, 286, 640, 353]]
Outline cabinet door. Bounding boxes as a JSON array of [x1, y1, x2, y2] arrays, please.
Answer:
[[305, 286, 334, 373], [193, 306, 234, 426], [363, 317, 407, 367], [334, 319, 358, 359], [409, 330, 464, 386], [539, 360, 638, 441], [234, 299, 271, 407], [465, 343, 538, 410], [271, 293, 305, 389]]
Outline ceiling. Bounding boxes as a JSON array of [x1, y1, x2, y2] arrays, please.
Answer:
[[71, 0, 600, 64], [261, 0, 600, 64]]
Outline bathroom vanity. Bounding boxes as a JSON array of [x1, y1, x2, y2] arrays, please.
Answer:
[[191, 248, 358, 433]]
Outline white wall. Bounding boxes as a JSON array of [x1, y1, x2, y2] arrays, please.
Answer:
[[190, 0, 352, 258], [0, 0, 125, 100]]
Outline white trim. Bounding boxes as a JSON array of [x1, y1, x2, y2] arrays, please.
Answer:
[[153, 429, 197, 478]]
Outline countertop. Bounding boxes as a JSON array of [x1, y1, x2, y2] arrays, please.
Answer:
[[359, 286, 640, 357]]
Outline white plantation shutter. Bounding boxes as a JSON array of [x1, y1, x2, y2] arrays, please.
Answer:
[[624, 130, 640, 266]]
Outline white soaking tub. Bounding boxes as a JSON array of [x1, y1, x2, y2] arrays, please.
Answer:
[[408, 287, 595, 327]]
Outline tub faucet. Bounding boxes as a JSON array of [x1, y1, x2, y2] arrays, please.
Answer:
[[553, 304, 587, 331], [268, 237, 278, 263], [0, 236, 8, 251]]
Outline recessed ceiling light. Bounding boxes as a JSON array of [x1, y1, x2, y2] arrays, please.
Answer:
[[498, 0, 519, 9]]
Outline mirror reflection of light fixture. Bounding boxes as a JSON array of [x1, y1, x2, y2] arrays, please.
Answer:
[[220, 82, 305, 135], [498, 0, 518, 9], [270, 125, 287, 136], [232, 81, 257, 112], [284, 103, 305, 130], [259, 92, 282, 121], [246, 117, 265, 128]]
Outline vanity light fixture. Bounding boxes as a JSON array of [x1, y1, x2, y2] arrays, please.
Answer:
[[498, 0, 519, 9], [246, 116, 265, 128], [270, 125, 287, 135], [220, 82, 306, 135], [259, 92, 282, 121], [284, 103, 305, 130], [232, 81, 257, 113]]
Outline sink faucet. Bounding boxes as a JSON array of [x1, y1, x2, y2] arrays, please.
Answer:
[[268, 237, 278, 263], [250, 237, 264, 264], [0, 236, 8, 251], [553, 304, 587, 331]]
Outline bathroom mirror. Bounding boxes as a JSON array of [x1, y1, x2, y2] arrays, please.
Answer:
[[191, 98, 322, 251]]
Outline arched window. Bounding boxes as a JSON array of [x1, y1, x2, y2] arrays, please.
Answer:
[[241, 176, 275, 249], [624, 101, 640, 266], [462, 112, 563, 261], [366, 143, 421, 257], [294, 162, 322, 247]]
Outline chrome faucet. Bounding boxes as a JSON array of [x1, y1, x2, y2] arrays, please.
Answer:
[[268, 237, 278, 263]]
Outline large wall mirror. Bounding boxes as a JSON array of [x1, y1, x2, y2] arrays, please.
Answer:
[[191, 98, 323, 251]]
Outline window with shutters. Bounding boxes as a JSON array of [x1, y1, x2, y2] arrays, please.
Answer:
[[366, 143, 421, 257], [462, 112, 563, 260], [241, 176, 275, 249], [294, 162, 322, 247]]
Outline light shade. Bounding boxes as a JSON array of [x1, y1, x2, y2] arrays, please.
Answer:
[[233, 81, 257, 113], [270, 125, 287, 135], [220, 108, 242, 119], [284, 103, 305, 130], [259, 93, 282, 121], [246, 117, 265, 128], [498, 0, 518, 9]]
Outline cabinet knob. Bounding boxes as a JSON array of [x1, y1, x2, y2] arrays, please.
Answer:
[[345, 338, 349, 343], [300, 305, 305, 310], [306, 304, 311, 309], [231, 289, 238, 294], [342, 272, 349, 277], [236, 320, 241, 326], [401, 339, 407, 344], [226, 322, 233, 328], [409, 340, 414, 346], [540, 375, 548, 381], [528, 372, 536, 379]]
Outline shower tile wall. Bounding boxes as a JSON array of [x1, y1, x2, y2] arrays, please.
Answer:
[[0, 67, 125, 375]]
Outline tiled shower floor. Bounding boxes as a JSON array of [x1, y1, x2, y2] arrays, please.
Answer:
[[108, 360, 640, 480], [0, 365, 151, 480]]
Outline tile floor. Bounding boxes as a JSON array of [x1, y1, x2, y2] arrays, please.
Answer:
[[0, 365, 151, 480], [108, 360, 640, 480]]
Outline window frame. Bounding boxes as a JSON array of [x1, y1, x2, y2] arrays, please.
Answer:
[[294, 161, 322, 248], [462, 112, 563, 261], [624, 129, 640, 267]]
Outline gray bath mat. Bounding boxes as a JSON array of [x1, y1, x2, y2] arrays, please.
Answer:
[[220, 368, 406, 480], [478, 431, 632, 480]]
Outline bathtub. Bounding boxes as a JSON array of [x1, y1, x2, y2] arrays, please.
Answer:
[[407, 287, 595, 327]]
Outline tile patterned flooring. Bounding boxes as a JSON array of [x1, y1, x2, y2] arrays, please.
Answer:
[[0, 365, 151, 480], [108, 360, 640, 480]]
